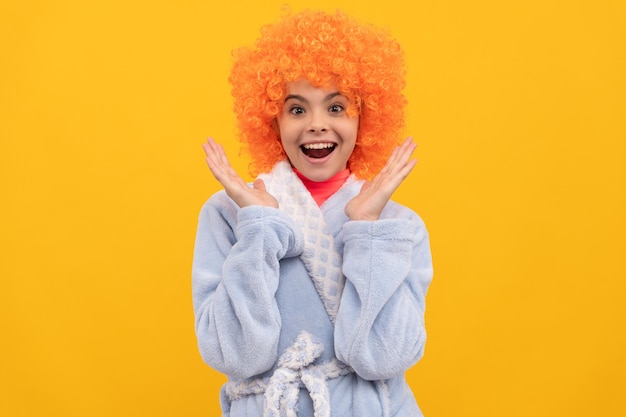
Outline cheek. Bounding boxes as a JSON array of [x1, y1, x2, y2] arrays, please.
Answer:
[[276, 119, 295, 140], [344, 119, 359, 141]]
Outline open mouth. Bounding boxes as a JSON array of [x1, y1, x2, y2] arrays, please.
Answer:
[[301, 142, 336, 159]]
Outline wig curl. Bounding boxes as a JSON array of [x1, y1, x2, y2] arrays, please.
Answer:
[[229, 9, 407, 180]]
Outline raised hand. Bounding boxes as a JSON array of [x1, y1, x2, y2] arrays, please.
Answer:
[[345, 137, 418, 221], [203, 137, 278, 208]]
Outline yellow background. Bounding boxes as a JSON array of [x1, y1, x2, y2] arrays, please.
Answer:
[[1, 0, 624, 416]]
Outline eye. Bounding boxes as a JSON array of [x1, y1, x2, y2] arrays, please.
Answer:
[[289, 106, 305, 115], [329, 104, 344, 113]]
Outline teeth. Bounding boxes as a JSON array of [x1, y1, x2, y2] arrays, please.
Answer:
[[302, 143, 335, 150]]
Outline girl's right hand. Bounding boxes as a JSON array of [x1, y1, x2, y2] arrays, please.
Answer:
[[203, 137, 278, 208]]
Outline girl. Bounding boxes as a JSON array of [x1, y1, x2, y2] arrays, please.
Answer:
[[192, 9, 433, 417]]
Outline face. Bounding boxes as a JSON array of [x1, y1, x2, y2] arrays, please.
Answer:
[[275, 79, 359, 182]]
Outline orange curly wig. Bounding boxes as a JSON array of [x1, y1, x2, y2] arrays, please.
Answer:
[[229, 9, 407, 180]]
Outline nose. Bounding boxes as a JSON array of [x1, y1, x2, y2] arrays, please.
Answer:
[[308, 125, 327, 133], [307, 111, 328, 133]]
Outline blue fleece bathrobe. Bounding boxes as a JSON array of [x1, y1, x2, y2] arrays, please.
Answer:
[[192, 161, 433, 416]]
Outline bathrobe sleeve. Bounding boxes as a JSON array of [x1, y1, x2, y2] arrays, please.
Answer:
[[334, 211, 433, 381], [192, 192, 303, 379]]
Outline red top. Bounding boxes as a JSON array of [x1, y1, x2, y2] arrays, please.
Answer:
[[294, 169, 351, 206]]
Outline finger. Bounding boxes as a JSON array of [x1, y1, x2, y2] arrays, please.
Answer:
[[203, 142, 226, 179], [213, 141, 231, 169], [203, 142, 220, 172], [401, 136, 415, 148], [400, 157, 418, 178], [252, 178, 267, 192], [382, 137, 414, 173], [392, 141, 417, 178], [380, 146, 399, 174], [204, 138, 227, 170], [394, 137, 417, 166], [388, 141, 417, 179], [205, 139, 237, 177], [203, 137, 222, 161], [377, 140, 414, 184], [203, 138, 223, 167], [203, 139, 245, 191], [374, 143, 418, 192]]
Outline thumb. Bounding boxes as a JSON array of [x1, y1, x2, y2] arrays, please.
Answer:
[[252, 178, 267, 192]]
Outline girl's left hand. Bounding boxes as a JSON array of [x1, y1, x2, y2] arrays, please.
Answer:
[[345, 137, 417, 221]]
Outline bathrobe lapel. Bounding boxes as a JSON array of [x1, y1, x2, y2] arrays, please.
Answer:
[[259, 161, 347, 324]]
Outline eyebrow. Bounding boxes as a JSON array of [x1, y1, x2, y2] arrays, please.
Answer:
[[284, 92, 342, 103]]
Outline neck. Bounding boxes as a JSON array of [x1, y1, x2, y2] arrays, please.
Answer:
[[294, 169, 351, 206]]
